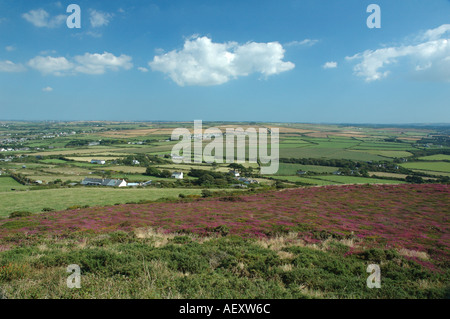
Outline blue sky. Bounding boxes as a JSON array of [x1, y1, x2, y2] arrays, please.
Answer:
[[0, 0, 449, 123]]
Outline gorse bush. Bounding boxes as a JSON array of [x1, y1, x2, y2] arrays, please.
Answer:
[[8, 211, 32, 218]]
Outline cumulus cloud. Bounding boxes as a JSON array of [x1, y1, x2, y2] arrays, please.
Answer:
[[0, 60, 26, 72], [138, 67, 149, 72], [28, 52, 132, 76], [74, 52, 133, 74], [346, 24, 450, 82], [42, 86, 53, 92], [149, 36, 295, 86], [90, 9, 113, 27], [22, 9, 65, 28], [323, 61, 337, 69], [28, 56, 74, 76]]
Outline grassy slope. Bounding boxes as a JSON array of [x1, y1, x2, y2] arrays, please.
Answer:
[[0, 184, 448, 299], [0, 188, 212, 217], [1, 233, 447, 299]]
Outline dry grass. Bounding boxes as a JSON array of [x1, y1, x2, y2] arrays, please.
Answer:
[[279, 264, 293, 272], [255, 232, 305, 251], [277, 251, 295, 260], [398, 248, 429, 260], [134, 227, 176, 247], [297, 284, 326, 298]]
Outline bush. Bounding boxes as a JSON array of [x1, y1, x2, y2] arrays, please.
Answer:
[[109, 230, 133, 243], [201, 189, 213, 198], [172, 235, 192, 244], [212, 225, 230, 236], [42, 207, 54, 212], [8, 211, 32, 218]]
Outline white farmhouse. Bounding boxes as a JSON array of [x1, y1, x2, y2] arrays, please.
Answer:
[[229, 170, 240, 177], [171, 172, 184, 179], [81, 178, 127, 187], [91, 159, 106, 165]]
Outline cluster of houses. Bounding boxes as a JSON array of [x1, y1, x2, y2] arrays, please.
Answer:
[[90, 159, 140, 165], [81, 178, 153, 187], [80, 171, 184, 187], [90, 159, 106, 165], [0, 147, 30, 152], [229, 170, 259, 185]]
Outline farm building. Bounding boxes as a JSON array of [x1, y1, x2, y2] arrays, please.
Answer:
[[229, 170, 240, 177], [91, 159, 106, 165], [132, 160, 140, 165], [171, 172, 184, 179], [237, 177, 259, 184], [81, 178, 127, 187], [126, 182, 141, 187]]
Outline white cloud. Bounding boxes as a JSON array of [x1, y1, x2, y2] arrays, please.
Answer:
[[421, 24, 450, 41], [74, 52, 133, 74], [5, 45, 16, 52], [28, 52, 133, 76], [285, 39, 319, 47], [28, 56, 74, 76], [0, 60, 26, 72], [138, 67, 149, 72], [22, 9, 65, 28], [323, 61, 337, 69], [347, 24, 450, 82], [90, 9, 113, 28], [149, 36, 295, 86], [42, 86, 53, 92]]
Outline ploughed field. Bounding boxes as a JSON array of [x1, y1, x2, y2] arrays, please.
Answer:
[[0, 184, 448, 298]]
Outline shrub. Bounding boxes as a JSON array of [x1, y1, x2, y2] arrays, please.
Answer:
[[201, 189, 213, 198], [109, 230, 133, 243], [212, 225, 230, 236], [42, 207, 54, 212], [8, 211, 32, 218], [172, 235, 192, 244]]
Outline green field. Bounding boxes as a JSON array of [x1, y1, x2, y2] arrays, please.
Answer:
[[279, 147, 388, 161], [0, 177, 29, 192], [418, 154, 450, 161], [275, 163, 338, 175], [271, 176, 336, 185], [0, 188, 228, 217], [350, 150, 413, 158], [315, 175, 405, 184], [400, 161, 450, 173], [272, 175, 404, 185]]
